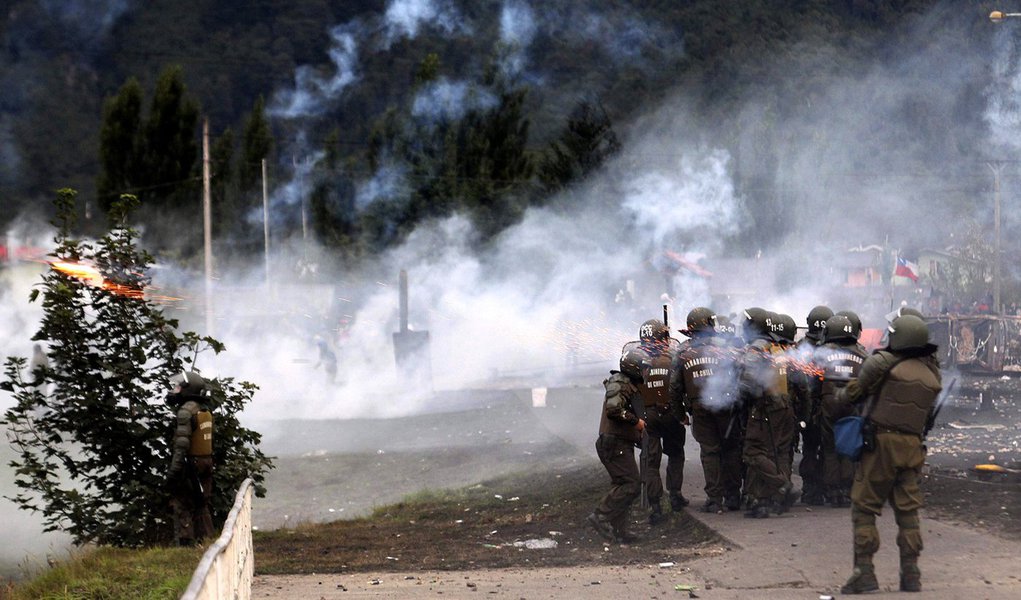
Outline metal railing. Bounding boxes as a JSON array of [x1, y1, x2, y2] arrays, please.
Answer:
[[180, 478, 254, 600]]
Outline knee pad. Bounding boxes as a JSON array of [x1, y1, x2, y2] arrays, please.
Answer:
[[895, 509, 923, 554]]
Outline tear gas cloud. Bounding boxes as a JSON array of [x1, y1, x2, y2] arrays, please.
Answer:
[[382, 0, 467, 47], [3, 6, 1020, 428]]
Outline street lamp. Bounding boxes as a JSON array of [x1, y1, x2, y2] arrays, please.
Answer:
[[991, 10, 1021, 22]]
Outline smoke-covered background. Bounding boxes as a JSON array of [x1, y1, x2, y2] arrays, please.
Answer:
[[4, 0, 1021, 576]]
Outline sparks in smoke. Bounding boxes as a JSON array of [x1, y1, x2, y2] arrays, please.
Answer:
[[49, 260, 183, 304]]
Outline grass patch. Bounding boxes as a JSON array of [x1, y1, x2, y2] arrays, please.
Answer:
[[0, 545, 205, 600]]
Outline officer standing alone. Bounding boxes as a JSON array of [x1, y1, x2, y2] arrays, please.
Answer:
[[837, 315, 941, 594], [166, 370, 215, 546]]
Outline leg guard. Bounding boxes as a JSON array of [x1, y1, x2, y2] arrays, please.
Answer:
[[896, 508, 923, 591], [851, 506, 880, 560], [894, 509, 923, 557]]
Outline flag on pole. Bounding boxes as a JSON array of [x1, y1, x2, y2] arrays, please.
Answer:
[[894, 256, 920, 282]]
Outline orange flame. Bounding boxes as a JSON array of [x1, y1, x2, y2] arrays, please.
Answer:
[[50, 260, 181, 303]]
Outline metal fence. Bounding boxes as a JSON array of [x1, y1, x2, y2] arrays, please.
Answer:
[[180, 478, 254, 600]]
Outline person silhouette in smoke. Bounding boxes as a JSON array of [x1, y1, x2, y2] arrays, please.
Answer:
[[314, 336, 338, 383]]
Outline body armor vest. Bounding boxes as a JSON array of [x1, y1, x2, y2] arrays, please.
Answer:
[[870, 357, 941, 436], [820, 343, 867, 395], [638, 352, 673, 410], [680, 339, 735, 412], [190, 409, 213, 456], [752, 340, 789, 397], [599, 372, 642, 442]]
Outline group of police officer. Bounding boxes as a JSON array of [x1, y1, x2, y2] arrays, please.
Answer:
[[589, 304, 942, 594]]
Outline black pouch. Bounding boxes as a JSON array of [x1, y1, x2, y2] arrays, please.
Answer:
[[861, 419, 876, 453]]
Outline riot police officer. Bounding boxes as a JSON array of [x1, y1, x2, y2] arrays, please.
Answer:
[[796, 305, 833, 505], [737, 308, 799, 518], [817, 315, 868, 507], [837, 315, 941, 594], [632, 319, 687, 523], [671, 307, 742, 513], [166, 370, 215, 546], [588, 348, 646, 543]]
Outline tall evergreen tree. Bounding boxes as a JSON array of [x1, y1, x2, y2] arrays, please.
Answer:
[[97, 78, 144, 214], [141, 66, 200, 210], [539, 101, 621, 194], [240, 96, 273, 195]]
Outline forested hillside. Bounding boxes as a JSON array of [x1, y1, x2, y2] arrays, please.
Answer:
[[0, 0, 1002, 262]]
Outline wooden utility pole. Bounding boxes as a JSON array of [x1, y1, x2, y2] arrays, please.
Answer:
[[989, 162, 1004, 315], [262, 158, 270, 290], [203, 119, 214, 335]]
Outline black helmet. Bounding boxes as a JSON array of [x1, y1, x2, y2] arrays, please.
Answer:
[[823, 315, 857, 343], [777, 313, 797, 343], [714, 314, 737, 337], [741, 307, 771, 341], [170, 370, 207, 397], [806, 305, 834, 340], [685, 307, 716, 335], [835, 310, 862, 339], [619, 347, 645, 382], [639, 319, 669, 343], [888, 315, 935, 353], [886, 305, 924, 323]]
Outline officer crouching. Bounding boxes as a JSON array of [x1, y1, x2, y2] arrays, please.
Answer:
[[588, 349, 647, 544], [166, 370, 215, 546], [837, 315, 941, 594]]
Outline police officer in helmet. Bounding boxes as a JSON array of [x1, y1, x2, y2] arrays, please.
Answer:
[[588, 346, 647, 543], [166, 370, 215, 546], [633, 319, 687, 522], [837, 315, 941, 594], [737, 308, 799, 518], [671, 307, 742, 513]]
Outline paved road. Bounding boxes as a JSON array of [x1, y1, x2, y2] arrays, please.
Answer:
[[253, 385, 1021, 599]]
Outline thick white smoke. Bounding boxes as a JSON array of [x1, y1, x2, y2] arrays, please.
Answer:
[[382, 0, 468, 47], [270, 26, 359, 119]]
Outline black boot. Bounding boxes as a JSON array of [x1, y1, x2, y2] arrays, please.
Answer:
[[744, 500, 770, 519], [900, 559, 921, 592], [700, 498, 724, 514], [586, 512, 615, 542], [724, 495, 742, 511], [772, 482, 799, 514], [669, 494, 689, 512], [840, 563, 879, 594], [649, 502, 666, 525]]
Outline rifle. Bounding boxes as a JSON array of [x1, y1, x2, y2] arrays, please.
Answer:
[[924, 377, 957, 439]]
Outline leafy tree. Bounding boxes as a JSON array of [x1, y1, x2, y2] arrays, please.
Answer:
[[1, 189, 273, 547]]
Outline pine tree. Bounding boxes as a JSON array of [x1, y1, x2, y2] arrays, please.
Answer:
[[538, 101, 621, 194], [1, 189, 273, 547], [97, 78, 144, 214]]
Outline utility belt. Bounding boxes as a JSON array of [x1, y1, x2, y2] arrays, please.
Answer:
[[599, 432, 639, 446], [872, 423, 922, 439]]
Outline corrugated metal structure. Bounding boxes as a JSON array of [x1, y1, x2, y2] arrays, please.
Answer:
[[926, 315, 1021, 373]]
